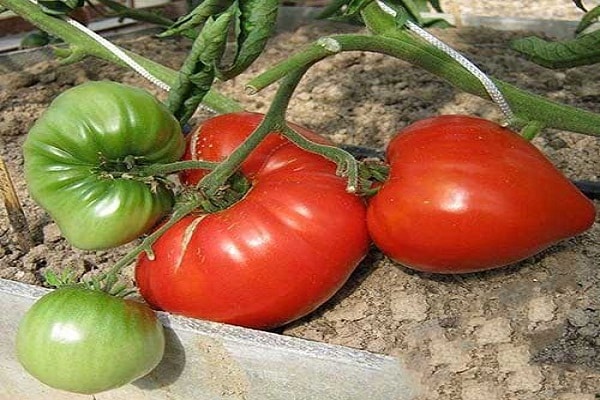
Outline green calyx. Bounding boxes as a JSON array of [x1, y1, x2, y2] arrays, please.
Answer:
[[43, 269, 134, 298], [197, 171, 251, 213]]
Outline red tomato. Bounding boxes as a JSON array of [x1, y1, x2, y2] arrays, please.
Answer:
[[367, 115, 596, 274], [136, 112, 369, 329]]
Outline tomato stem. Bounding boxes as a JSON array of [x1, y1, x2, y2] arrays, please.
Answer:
[[138, 160, 219, 176], [101, 195, 202, 284], [248, 6, 600, 138], [197, 66, 310, 196], [280, 125, 359, 192]]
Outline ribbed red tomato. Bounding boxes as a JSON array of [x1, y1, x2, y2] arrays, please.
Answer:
[[135, 112, 370, 329], [367, 115, 596, 274]]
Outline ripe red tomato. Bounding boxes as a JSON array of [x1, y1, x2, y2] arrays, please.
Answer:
[[367, 115, 596, 274], [136, 112, 369, 329]]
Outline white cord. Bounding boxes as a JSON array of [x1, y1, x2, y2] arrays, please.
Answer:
[[65, 18, 172, 91], [375, 0, 516, 123], [28, 0, 219, 115]]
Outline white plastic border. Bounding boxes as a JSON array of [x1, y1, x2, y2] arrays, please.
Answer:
[[0, 278, 420, 399]]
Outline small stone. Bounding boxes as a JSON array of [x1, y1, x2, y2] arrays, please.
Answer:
[[390, 289, 429, 322], [568, 309, 590, 327], [42, 223, 63, 243], [497, 344, 543, 393], [324, 300, 368, 322], [528, 296, 556, 323], [0, 72, 36, 90], [0, 117, 20, 136], [461, 381, 500, 400], [38, 72, 57, 84], [474, 317, 513, 345], [21, 244, 49, 271], [428, 331, 471, 372]]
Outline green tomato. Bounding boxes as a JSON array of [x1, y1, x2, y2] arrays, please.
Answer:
[[16, 287, 165, 395], [23, 81, 184, 250]]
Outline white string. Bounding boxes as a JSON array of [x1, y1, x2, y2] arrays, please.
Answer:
[[375, 0, 516, 123], [28, 0, 219, 114], [64, 17, 172, 91]]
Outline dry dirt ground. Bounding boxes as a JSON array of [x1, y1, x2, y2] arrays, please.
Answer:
[[1, 6, 599, 400]]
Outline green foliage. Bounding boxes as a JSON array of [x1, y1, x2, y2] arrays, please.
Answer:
[[43, 269, 78, 288], [511, 29, 600, 69], [165, 8, 235, 124], [576, 5, 600, 34], [161, 0, 279, 123], [512, 1, 600, 68], [38, 0, 83, 15], [20, 31, 51, 48], [317, 0, 447, 27], [159, 0, 233, 38], [218, 0, 279, 80]]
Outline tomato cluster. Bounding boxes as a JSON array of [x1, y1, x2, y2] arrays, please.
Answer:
[[18, 82, 596, 395]]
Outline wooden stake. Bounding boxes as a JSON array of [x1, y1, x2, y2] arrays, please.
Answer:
[[0, 156, 34, 251]]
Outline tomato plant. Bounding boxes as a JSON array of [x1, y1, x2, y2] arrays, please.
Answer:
[[367, 115, 596, 274], [16, 287, 165, 394], [135, 113, 370, 329], [23, 81, 185, 250]]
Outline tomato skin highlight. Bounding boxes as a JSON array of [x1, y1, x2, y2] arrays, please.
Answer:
[[23, 81, 185, 250], [367, 115, 596, 274], [136, 113, 370, 329], [16, 287, 165, 395]]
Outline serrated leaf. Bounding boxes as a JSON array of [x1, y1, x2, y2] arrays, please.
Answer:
[[218, 0, 278, 80], [166, 8, 234, 124], [511, 29, 600, 68], [576, 5, 600, 34]]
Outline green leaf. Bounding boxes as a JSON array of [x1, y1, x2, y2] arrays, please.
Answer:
[[320, 0, 445, 26], [316, 0, 350, 19], [388, 0, 446, 26], [318, 0, 373, 23], [38, 0, 84, 15], [218, 0, 279, 80], [21, 31, 51, 48], [166, 7, 235, 125], [511, 29, 600, 68], [576, 5, 600, 35], [158, 0, 233, 38]]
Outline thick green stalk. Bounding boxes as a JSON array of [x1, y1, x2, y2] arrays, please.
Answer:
[[359, 2, 600, 136], [0, 0, 242, 114], [250, 4, 600, 137], [198, 67, 310, 196]]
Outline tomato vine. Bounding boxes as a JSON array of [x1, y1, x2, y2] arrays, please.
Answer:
[[1, 0, 598, 342]]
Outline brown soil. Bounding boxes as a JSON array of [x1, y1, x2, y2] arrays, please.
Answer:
[[1, 18, 599, 400]]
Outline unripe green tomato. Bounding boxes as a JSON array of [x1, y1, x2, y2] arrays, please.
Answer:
[[16, 287, 165, 394], [23, 81, 185, 250]]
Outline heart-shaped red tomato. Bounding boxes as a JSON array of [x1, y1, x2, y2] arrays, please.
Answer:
[[367, 115, 596, 274]]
